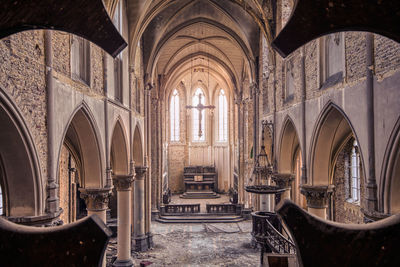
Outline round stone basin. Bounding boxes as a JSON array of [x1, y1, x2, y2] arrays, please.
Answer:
[[245, 185, 286, 195]]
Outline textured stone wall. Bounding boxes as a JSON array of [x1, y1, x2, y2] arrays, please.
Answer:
[[0, 31, 48, 183], [333, 140, 364, 224], [58, 145, 70, 224], [375, 35, 400, 78]]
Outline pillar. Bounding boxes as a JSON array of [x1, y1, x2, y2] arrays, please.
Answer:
[[79, 187, 112, 267], [300, 185, 334, 220], [133, 166, 148, 251], [272, 173, 294, 203], [112, 174, 135, 267]]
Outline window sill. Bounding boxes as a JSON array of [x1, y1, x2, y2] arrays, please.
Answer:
[[346, 198, 360, 205], [320, 71, 343, 91], [283, 94, 294, 104], [71, 74, 91, 88]]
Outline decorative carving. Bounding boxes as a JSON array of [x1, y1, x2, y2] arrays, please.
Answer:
[[112, 174, 135, 191], [79, 188, 112, 212], [300, 185, 335, 209], [271, 173, 294, 189], [134, 166, 148, 180]]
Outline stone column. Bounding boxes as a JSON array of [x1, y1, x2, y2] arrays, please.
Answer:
[[133, 166, 148, 251], [300, 185, 334, 220], [272, 173, 295, 203], [112, 174, 135, 267], [79, 187, 112, 267]]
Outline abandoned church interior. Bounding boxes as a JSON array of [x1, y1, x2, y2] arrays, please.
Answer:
[[1, 0, 400, 266]]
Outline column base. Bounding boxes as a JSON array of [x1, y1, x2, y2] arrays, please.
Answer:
[[133, 236, 148, 252], [146, 232, 154, 249], [151, 210, 159, 221], [112, 259, 133, 267]]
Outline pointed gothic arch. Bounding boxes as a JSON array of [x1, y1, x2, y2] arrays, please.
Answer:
[[133, 124, 144, 165], [309, 102, 364, 186], [381, 116, 400, 214], [110, 118, 129, 175], [278, 116, 301, 174], [0, 90, 43, 217], [57, 105, 104, 189]]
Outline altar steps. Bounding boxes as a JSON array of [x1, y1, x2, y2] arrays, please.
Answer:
[[180, 191, 220, 199], [156, 214, 245, 223]]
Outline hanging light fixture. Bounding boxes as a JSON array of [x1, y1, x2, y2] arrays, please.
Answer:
[[253, 126, 273, 179]]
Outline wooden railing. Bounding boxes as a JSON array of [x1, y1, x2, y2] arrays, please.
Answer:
[[206, 204, 242, 215], [160, 204, 200, 215]]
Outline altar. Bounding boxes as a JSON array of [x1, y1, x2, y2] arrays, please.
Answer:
[[180, 166, 220, 199]]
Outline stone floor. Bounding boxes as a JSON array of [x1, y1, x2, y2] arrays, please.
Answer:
[[106, 220, 260, 266]]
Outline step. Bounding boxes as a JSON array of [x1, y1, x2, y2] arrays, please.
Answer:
[[156, 214, 245, 223], [180, 191, 220, 199]]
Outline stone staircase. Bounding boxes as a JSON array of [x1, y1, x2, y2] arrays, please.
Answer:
[[180, 190, 220, 199]]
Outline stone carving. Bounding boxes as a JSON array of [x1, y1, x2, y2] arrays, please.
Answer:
[[135, 166, 148, 180], [112, 174, 135, 191], [79, 188, 112, 212], [300, 184, 335, 208], [271, 173, 294, 189]]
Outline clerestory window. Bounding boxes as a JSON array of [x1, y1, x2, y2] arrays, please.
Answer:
[[71, 35, 91, 85]]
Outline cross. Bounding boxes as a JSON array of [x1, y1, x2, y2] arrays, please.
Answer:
[[186, 93, 214, 138]]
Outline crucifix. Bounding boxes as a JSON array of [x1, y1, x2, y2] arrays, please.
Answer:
[[186, 92, 215, 138]]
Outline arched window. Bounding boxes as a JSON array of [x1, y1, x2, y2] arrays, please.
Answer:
[[349, 140, 360, 203], [170, 89, 180, 141], [218, 89, 228, 141], [193, 88, 205, 141]]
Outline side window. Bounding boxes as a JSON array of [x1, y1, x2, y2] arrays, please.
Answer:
[[319, 33, 344, 88], [71, 35, 90, 85], [113, 1, 123, 102], [170, 89, 180, 142]]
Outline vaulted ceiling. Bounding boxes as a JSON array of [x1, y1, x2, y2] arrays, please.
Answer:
[[124, 0, 274, 95]]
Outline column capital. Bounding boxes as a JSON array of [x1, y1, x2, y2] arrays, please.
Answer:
[[79, 187, 112, 212], [134, 166, 148, 180], [113, 174, 135, 191], [300, 184, 335, 209], [271, 173, 294, 189]]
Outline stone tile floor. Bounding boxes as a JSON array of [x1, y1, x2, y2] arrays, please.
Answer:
[[106, 220, 259, 266]]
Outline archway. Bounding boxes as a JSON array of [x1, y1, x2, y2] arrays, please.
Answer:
[[310, 103, 365, 222], [109, 119, 129, 219], [382, 116, 400, 214], [133, 125, 144, 165], [278, 117, 304, 207], [57, 107, 103, 223], [0, 92, 42, 217]]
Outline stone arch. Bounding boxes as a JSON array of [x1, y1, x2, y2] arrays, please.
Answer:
[[133, 125, 144, 166], [110, 118, 129, 175], [381, 116, 400, 214], [309, 102, 363, 186], [278, 116, 301, 174], [0, 90, 43, 217], [58, 105, 104, 189]]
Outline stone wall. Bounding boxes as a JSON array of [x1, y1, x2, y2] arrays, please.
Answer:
[[333, 140, 364, 224], [0, 31, 48, 184]]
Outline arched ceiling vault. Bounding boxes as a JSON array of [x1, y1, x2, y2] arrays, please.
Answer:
[[164, 52, 237, 94], [125, 0, 273, 96]]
